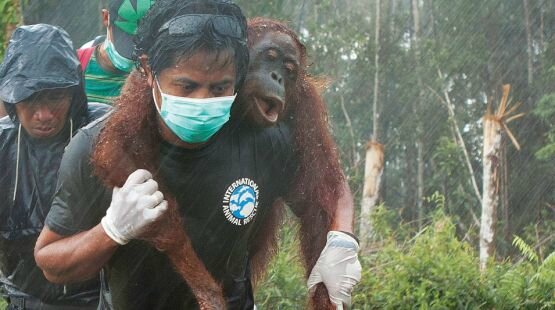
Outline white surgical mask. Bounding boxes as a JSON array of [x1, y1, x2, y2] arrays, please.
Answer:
[[152, 78, 235, 143]]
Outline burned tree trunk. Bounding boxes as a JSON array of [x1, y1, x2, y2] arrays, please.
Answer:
[[412, 0, 425, 229], [359, 142, 384, 249], [371, 0, 381, 143], [358, 0, 384, 251], [479, 84, 523, 271], [480, 114, 502, 271], [523, 0, 533, 86]]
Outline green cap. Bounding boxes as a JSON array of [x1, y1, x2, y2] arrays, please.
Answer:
[[109, 0, 155, 58]]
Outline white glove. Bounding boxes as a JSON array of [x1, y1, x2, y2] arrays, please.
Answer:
[[101, 169, 168, 245], [307, 231, 362, 309]]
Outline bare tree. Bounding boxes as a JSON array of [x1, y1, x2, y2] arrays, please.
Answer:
[[360, 0, 385, 250], [480, 85, 524, 271], [412, 0, 425, 229], [523, 0, 533, 85]]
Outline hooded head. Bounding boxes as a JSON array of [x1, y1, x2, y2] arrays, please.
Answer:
[[0, 24, 88, 135]]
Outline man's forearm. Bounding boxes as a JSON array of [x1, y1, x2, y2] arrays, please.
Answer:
[[331, 181, 355, 233], [35, 224, 118, 283]]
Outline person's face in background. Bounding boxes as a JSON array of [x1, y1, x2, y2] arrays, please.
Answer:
[[15, 88, 72, 139], [99, 9, 133, 72]]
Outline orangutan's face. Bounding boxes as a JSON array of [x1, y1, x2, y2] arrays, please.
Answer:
[[235, 31, 300, 127]]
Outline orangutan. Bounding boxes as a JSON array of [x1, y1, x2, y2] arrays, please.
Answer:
[[91, 17, 351, 310], [236, 18, 347, 310]]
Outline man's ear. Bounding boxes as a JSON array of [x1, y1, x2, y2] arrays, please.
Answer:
[[139, 55, 154, 87], [101, 9, 110, 28]]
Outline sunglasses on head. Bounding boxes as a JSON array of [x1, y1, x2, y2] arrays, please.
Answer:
[[158, 14, 245, 41]]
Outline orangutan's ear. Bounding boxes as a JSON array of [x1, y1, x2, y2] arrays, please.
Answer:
[[139, 55, 154, 87]]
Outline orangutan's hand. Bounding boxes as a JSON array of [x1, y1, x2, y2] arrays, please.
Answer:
[[307, 231, 362, 309], [101, 169, 168, 245]]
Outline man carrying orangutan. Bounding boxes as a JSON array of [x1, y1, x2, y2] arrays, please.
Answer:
[[34, 0, 361, 309]]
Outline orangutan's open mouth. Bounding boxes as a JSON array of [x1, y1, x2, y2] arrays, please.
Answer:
[[253, 96, 284, 124]]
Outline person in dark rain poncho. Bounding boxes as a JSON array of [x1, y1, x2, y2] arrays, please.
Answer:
[[0, 24, 110, 309]]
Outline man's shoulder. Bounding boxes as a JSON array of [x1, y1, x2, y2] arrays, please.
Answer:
[[0, 116, 15, 139], [70, 112, 109, 155], [0, 117, 16, 164], [86, 102, 113, 124], [83, 108, 110, 134], [0, 115, 14, 130]]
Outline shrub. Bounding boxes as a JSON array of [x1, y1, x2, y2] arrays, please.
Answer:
[[255, 220, 307, 308], [254, 206, 554, 309], [360, 214, 488, 309]]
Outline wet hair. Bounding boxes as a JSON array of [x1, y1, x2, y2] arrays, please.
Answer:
[[134, 0, 249, 90]]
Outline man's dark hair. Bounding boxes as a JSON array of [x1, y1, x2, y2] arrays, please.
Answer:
[[135, 0, 248, 90]]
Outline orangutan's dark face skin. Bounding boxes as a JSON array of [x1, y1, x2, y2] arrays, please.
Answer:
[[236, 31, 301, 127]]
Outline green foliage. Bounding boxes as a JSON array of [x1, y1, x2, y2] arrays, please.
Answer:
[[254, 220, 306, 308], [489, 253, 555, 309], [490, 263, 533, 308], [364, 215, 487, 309], [424, 191, 446, 211], [257, 211, 555, 309], [432, 138, 462, 180], [529, 252, 555, 308], [520, 208, 555, 260], [0, 298, 5, 310], [513, 235, 539, 264], [371, 204, 405, 240], [534, 93, 555, 160], [0, 0, 19, 59]]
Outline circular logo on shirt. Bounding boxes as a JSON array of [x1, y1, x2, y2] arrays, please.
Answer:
[[222, 178, 259, 226]]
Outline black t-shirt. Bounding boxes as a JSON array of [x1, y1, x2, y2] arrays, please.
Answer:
[[45, 118, 296, 310]]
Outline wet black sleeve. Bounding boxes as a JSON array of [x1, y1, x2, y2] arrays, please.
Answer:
[[261, 123, 298, 199], [277, 124, 297, 192], [270, 124, 305, 217], [45, 124, 111, 236]]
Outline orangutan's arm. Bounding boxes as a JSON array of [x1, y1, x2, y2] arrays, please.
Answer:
[[35, 224, 118, 284], [330, 181, 355, 234]]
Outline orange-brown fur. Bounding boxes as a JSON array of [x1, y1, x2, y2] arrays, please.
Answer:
[[91, 18, 345, 309]]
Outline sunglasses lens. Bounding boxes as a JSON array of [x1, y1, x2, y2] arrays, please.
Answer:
[[162, 14, 244, 40], [167, 15, 203, 35], [212, 16, 243, 38]]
